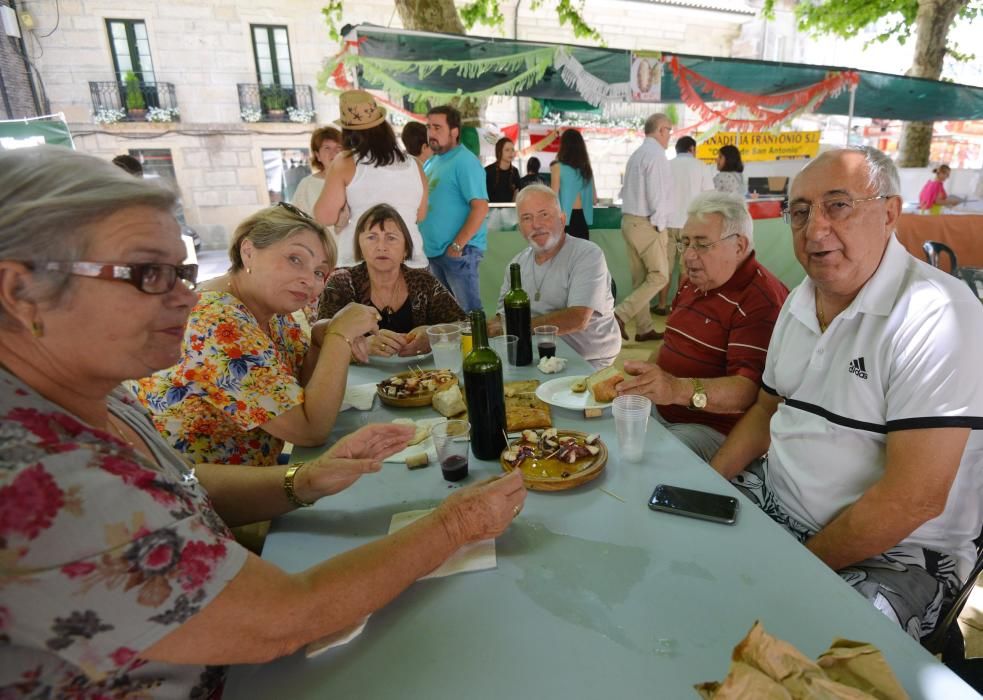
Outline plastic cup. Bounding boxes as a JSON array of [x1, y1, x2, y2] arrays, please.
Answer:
[[459, 321, 473, 357], [612, 394, 652, 463], [427, 324, 462, 375], [432, 420, 471, 482], [534, 325, 559, 360], [489, 334, 518, 376]]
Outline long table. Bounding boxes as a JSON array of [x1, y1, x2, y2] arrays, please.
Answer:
[[225, 355, 976, 699]]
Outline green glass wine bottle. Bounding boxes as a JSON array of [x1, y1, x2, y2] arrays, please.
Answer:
[[503, 262, 533, 366], [462, 309, 506, 460]]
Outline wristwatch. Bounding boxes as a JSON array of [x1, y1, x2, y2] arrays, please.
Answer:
[[688, 379, 708, 411], [449, 241, 463, 253]]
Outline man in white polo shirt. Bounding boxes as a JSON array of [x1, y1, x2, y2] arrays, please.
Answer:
[[710, 146, 983, 640]]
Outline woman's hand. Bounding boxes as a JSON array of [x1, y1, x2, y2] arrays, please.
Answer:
[[435, 470, 526, 545], [397, 327, 431, 357], [329, 423, 415, 461], [325, 303, 380, 345], [293, 423, 415, 502], [370, 329, 409, 357]]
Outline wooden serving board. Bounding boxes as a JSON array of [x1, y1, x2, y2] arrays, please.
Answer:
[[377, 370, 458, 409], [500, 430, 607, 492]]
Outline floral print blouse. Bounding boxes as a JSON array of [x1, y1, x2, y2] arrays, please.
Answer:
[[0, 369, 248, 698], [136, 291, 308, 467]]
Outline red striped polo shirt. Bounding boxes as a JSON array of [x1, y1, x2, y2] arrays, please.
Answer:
[[657, 251, 788, 435]]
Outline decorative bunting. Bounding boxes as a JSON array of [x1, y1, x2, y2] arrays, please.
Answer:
[[666, 55, 859, 132], [554, 48, 631, 106]]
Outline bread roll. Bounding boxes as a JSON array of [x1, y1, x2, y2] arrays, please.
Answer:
[[432, 384, 466, 417], [586, 366, 624, 403]]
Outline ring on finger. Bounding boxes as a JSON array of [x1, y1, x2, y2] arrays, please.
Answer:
[[512, 504, 521, 517]]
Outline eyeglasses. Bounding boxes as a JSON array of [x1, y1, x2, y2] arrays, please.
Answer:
[[676, 233, 739, 255], [275, 201, 316, 222], [783, 195, 892, 230], [29, 261, 198, 294]]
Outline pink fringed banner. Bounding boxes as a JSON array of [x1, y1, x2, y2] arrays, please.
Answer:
[[667, 56, 859, 132]]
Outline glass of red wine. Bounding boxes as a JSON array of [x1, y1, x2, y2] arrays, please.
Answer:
[[534, 325, 559, 360], [432, 420, 471, 482]]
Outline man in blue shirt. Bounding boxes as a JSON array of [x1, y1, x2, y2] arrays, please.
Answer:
[[421, 105, 490, 311]]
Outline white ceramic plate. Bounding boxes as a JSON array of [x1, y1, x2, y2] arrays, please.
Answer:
[[369, 350, 433, 366], [535, 375, 609, 410]]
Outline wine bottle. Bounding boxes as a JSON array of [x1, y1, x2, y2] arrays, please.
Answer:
[[462, 309, 507, 460], [503, 263, 533, 366]]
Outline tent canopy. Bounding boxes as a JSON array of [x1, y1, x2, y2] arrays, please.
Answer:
[[351, 24, 983, 122]]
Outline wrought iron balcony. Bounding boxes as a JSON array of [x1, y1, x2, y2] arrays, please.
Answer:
[[89, 80, 179, 122], [237, 83, 315, 122]]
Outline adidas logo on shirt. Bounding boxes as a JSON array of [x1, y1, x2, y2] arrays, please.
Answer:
[[848, 357, 868, 380]]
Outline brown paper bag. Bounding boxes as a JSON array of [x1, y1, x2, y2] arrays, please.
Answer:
[[696, 621, 909, 700]]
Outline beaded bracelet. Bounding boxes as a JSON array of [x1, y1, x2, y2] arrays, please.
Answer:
[[283, 463, 314, 508]]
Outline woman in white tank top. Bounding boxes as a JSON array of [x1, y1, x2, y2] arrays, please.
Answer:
[[314, 91, 429, 268]]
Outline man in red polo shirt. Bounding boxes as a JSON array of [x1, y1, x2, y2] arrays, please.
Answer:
[[617, 191, 787, 461]]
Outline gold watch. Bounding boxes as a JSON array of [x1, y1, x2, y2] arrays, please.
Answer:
[[688, 379, 708, 411]]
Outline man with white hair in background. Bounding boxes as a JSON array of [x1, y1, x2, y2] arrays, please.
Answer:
[[615, 113, 675, 342], [617, 191, 787, 461], [489, 184, 621, 369], [711, 146, 983, 640]]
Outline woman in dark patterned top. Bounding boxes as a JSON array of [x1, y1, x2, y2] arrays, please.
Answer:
[[319, 204, 466, 357], [485, 137, 520, 203]]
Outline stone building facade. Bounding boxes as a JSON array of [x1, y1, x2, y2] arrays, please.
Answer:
[[9, 0, 761, 247]]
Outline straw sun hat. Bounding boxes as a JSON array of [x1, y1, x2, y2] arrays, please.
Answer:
[[338, 90, 387, 130]]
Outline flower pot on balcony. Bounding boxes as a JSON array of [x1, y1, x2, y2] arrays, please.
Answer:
[[266, 108, 286, 121], [128, 108, 147, 121]]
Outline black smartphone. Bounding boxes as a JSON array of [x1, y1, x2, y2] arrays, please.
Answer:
[[648, 484, 739, 525]]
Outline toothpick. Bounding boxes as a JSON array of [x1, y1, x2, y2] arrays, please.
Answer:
[[599, 487, 625, 503]]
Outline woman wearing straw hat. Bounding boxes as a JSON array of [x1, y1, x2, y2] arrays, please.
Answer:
[[314, 90, 429, 269]]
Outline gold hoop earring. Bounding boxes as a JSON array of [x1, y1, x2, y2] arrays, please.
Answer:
[[246, 267, 252, 274], [31, 320, 44, 338]]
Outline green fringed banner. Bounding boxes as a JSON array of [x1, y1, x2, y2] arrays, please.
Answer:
[[318, 48, 555, 103]]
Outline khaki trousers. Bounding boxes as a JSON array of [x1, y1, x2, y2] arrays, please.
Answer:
[[616, 214, 668, 335]]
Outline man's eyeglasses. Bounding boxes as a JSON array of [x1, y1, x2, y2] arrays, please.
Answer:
[[29, 261, 198, 294], [676, 233, 739, 255], [783, 195, 892, 230]]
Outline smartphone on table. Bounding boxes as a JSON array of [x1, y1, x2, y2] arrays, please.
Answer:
[[648, 484, 739, 525]]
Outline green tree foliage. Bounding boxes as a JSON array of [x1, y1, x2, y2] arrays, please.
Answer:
[[761, 1, 981, 165], [460, 0, 603, 45]]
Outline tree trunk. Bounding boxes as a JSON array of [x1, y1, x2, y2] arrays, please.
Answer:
[[394, 0, 465, 33], [393, 0, 480, 122], [897, 0, 967, 166]]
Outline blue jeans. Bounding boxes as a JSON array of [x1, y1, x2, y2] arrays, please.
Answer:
[[428, 245, 484, 312]]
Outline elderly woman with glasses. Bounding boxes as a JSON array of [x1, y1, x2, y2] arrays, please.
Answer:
[[0, 145, 526, 699], [136, 201, 380, 467]]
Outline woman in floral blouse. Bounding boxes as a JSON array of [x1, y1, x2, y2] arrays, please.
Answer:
[[137, 203, 379, 466], [318, 204, 466, 358], [0, 146, 525, 699]]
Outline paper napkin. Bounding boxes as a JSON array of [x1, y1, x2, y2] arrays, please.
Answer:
[[341, 383, 377, 411], [388, 508, 496, 579]]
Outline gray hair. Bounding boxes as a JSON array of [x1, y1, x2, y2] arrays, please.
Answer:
[[795, 146, 900, 197], [0, 145, 177, 327], [686, 191, 754, 250], [644, 113, 670, 136], [515, 182, 561, 211]]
